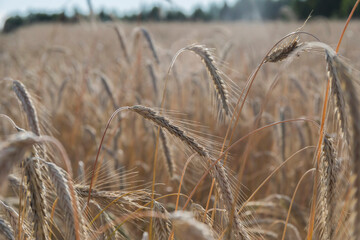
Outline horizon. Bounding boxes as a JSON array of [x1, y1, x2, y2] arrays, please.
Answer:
[[0, 0, 237, 28]]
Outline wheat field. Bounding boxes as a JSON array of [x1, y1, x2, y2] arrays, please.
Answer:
[[0, 19, 360, 240]]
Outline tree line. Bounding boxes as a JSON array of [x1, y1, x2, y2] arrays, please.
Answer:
[[3, 0, 359, 33]]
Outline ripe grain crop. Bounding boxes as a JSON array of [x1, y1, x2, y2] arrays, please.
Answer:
[[1, 5, 360, 240]]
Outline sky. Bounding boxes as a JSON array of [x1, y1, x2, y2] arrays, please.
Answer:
[[0, 0, 237, 27]]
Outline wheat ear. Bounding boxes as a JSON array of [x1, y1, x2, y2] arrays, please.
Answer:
[[140, 28, 160, 64], [153, 201, 171, 240], [0, 218, 14, 240], [12, 81, 49, 239], [0, 201, 19, 239], [325, 51, 349, 142], [213, 163, 250, 240], [24, 157, 49, 240], [46, 162, 83, 240], [0, 200, 30, 239], [159, 128, 175, 179], [90, 200, 120, 239], [0, 132, 37, 186], [147, 62, 158, 95], [264, 36, 300, 63], [332, 54, 360, 234], [129, 105, 209, 157], [325, 52, 360, 231], [129, 105, 248, 239], [114, 26, 130, 64], [12, 80, 46, 159], [12, 80, 40, 136], [191, 203, 213, 227], [170, 211, 214, 240], [264, 15, 312, 63], [317, 135, 340, 239], [185, 44, 230, 116], [99, 73, 118, 109]]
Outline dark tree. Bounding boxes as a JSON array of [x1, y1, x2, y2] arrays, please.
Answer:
[[3, 16, 24, 33]]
